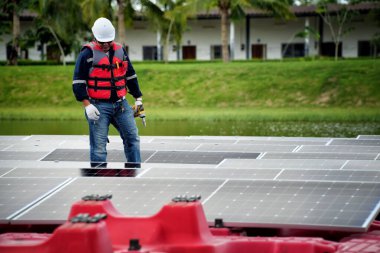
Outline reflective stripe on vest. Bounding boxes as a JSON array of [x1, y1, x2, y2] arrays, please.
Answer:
[[84, 42, 128, 99]]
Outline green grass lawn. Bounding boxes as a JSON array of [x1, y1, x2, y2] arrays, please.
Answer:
[[0, 59, 379, 121]]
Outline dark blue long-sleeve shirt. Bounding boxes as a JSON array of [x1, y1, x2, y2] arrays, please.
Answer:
[[72, 45, 142, 102]]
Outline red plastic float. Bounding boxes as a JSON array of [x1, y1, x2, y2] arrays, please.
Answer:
[[0, 195, 379, 253]]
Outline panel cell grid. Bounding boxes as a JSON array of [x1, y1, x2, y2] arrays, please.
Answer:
[[330, 139, 380, 146], [218, 159, 346, 169], [203, 180, 380, 231], [0, 178, 69, 222], [0, 151, 49, 161], [145, 151, 259, 164], [277, 169, 380, 182], [14, 178, 224, 223], [140, 168, 280, 180], [42, 149, 155, 162], [298, 145, 380, 154], [261, 152, 377, 160]]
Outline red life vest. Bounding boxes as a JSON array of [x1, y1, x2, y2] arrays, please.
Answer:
[[84, 42, 128, 99]]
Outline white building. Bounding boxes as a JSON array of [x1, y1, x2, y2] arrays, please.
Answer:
[[1, 3, 379, 62]]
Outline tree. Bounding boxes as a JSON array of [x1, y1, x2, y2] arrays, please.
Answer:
[[140, 0, 196, 63], [200, 0, 293, 63], [80, 0, 136, 48], [30, 0, 84, 65], [0, 0, 36, 65], [316, 0, 362, 61]]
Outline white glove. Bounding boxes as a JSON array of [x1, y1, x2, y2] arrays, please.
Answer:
[[85, 104, 100, 120], [135, 97, 143, 107]]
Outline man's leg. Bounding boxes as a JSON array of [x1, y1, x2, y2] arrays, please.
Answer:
[[114, 99, 141, 168], [87, 101, 111, 167]]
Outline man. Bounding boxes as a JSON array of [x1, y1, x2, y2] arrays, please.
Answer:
[[72, 17, 143, 168]]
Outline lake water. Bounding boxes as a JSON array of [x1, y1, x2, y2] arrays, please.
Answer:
[[0, 120, 379, 137]]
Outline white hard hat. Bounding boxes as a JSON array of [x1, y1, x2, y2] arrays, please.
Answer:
[[92, 17, 115, 42]]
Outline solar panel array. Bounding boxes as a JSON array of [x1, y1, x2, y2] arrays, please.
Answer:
[[0, 134, 380, 232]]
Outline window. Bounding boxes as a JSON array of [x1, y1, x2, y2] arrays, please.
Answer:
[[143, 46, 158, 60], [358, 41, 376, 57], [282, 43, 305, 58], [211, 45, 222, 60], [321, 42, 342, 57]]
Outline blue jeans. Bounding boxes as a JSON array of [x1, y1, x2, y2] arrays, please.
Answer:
[[86, 98, 141, 167]]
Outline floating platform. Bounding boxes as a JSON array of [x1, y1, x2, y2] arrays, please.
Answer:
[[0, 135, 379, 252]]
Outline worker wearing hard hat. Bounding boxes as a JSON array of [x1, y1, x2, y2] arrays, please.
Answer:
[[72, 17, 143, 168]]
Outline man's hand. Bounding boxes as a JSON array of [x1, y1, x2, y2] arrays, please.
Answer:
[[85, 104, 100, 120], [134, 98, 144, 118]]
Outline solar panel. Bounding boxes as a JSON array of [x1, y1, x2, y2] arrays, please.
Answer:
[[197, 143, 298, 152], [261, 152, 377, 160], [2, 167, 141, 178], [151, 138, 236, 144], [13, 178, 224, 223], [144, 151, 259, 164], [0, 151, 49, 160], [141, 142, 200, 151], [1, 134, 380, 233], [203, 180, 380, 232], [357, 135, 380, 140], [277, 169, 380, 182], [42, 149, 155, 162], [0, 168, 13, 176], [329, 139, 380, 146], [218, 159, 346, 169], [140, 167, 281, 180], [0, 177, 71, 222], [237, 140, 329, 145], [298, 145, 380, 154], [342, 160, 380, 171]]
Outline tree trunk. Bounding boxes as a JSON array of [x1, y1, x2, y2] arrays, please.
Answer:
[[9, 4, 20, 65], [46, 25, 66, 66], [164, 19, 174, 64], [117, 0, 127, 47], [335, 41, 339, 61], [220, 7, 229, 63]]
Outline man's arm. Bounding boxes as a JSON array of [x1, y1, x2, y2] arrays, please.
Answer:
[[72, 48, 92, 103], [123, 50, 143, 99]]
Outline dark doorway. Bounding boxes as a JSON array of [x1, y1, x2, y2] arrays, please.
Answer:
[[182, 46, 196, 60], [252, 44, 266, 59]]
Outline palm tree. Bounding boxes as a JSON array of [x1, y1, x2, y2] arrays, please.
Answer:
[[200, 0, 293, 62], [32, 0, 83, 65], [140, 0, 196, 63], [0, 0, 34, 65], [80, 0, 135, 48]]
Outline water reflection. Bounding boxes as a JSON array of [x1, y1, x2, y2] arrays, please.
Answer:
[[0, 120, 379, 137]]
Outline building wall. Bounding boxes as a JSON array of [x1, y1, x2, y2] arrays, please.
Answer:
[[0, 13, 378, 62]]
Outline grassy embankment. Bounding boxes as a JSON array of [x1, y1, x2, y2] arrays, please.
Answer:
[[0, 59, 379, 122]]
